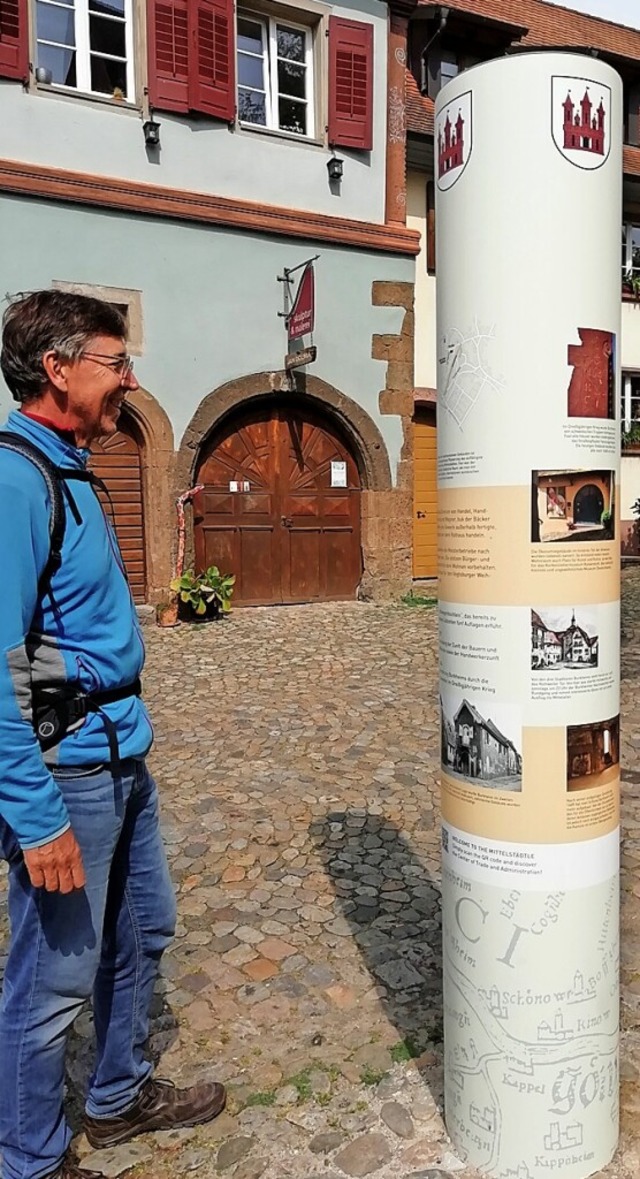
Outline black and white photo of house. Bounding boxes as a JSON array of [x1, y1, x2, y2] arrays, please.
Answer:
[[531, 607, 598, 671], [440, 691, 523, 792]]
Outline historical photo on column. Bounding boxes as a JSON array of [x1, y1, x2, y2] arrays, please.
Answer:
[[567, 714, 620, 791], [529, 602, 618, 719], [531, 607, 598, 670], [531, 469, 615, 543], [441, 689, 522, 793]]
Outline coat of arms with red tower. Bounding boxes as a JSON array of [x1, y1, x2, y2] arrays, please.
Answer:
[[436, 91, 472, 191], [551, 76, 611, 169]]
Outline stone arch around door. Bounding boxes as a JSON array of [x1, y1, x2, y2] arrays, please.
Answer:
[[176, 373, 393, 603], [90, 389, 175, 603]]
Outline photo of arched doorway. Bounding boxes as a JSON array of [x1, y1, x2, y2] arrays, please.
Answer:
[[194, 398, 362, 606], [90, 411, 147, 603], [574, 483, 604, 525]]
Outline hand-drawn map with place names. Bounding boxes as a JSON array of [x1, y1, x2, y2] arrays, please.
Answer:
[[442, 863, 618, 1178]]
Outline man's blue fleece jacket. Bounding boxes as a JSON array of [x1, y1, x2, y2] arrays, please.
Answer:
[[0, 411, 153, 849]]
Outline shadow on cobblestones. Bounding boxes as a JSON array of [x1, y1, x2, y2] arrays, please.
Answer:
[[313, 810, 444, 1096]]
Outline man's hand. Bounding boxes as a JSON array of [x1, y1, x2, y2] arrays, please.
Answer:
[[23, 829, 86, 893]]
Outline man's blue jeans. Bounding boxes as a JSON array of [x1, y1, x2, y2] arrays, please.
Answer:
[[0, 758, 177, 1179]]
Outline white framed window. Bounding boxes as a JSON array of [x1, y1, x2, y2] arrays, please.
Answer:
[[622, 222, 640, 288], [237, 9, 314, 138], [621, 371, 640, 434], [34, 0, 135, 101]]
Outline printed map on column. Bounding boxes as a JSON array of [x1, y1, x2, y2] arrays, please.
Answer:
[[439, 320, 505, 430]]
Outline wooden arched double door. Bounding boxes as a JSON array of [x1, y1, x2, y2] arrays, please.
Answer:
[[194, 399, 362, 606]]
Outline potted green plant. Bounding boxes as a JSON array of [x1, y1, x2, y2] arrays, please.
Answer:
[[623, 274, 640, 300], [200, 565, 235, 616], [170, 566, 235, 621], [623, 422, 640, 451]]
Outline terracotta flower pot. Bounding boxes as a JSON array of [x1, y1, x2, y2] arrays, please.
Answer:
[[156, 601, 179, 628]]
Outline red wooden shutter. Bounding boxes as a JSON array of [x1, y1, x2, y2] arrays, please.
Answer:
[[328, 16, 373, 151], [188, 0, 235, 121], [147, 0, 190, 112], [0, 0, 28, 81]]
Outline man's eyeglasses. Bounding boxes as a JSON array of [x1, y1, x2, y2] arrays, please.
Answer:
[[80, 351, 135, 379]]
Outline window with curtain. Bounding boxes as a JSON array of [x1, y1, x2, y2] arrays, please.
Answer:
[[34, 0, 134, 99]]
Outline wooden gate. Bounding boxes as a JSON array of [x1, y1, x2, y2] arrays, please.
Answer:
[[90, 414, 147, 603], [194, 400, 362, 605], [413, 406, 438, 577]]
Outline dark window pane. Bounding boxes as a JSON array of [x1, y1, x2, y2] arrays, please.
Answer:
[[238, 88, 266, 125], [90, 14, 126, 58], [279, 96, 306, 135], [36, 1, 75, 46], [89, 0, 124, 14], [277, 25, 304, 62], [237, 17, 263, 55], [238, 52, 264, 90], [90, 53, 127, 95], [37, 41, 76, 84], [278, 59, 305, 100]]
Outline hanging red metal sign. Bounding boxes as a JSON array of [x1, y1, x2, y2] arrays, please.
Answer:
[[287, 262, 315, 343]]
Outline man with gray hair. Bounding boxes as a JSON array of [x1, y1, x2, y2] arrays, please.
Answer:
[[0, 290, 225, 1179]]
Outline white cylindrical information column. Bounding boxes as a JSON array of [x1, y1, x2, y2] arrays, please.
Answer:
[[436, 54, 621, 1179]]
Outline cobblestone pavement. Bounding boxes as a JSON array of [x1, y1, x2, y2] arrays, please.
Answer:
[[2, 572, 640, 1179]]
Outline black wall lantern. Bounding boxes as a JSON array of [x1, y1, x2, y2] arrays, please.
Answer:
[[327, 156, 344, 182], [143, 117, 161, 147]]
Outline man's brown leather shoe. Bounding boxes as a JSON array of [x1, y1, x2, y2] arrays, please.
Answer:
[[48, 1158, 105, 1178], [83, 1078, 227, 1149]]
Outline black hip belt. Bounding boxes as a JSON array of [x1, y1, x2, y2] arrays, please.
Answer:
[[33, 678, 142, 761]]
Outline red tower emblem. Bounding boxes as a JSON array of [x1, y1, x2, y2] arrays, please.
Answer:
[[436, 91, 472, 191], [562, 89, 606, 155], [551, 76, 611, 169], [438, 110, 465, 178]]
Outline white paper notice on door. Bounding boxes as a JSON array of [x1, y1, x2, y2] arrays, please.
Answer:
[[331, 461, 347, 488]]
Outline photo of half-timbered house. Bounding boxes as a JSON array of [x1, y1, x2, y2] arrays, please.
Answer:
[[441, 695, 522, 792]]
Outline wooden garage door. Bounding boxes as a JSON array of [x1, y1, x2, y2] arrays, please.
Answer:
[[194, 400, 362, 606], [413, 406, 437, 578], [90, 415, 147, 603]]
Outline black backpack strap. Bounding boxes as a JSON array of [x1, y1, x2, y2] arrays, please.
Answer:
[[58, 466, 111, 503], [60, 466, 128, 582], [0, 432, 66, 599]]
